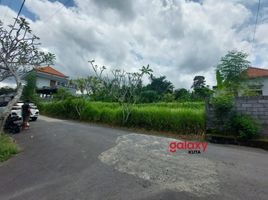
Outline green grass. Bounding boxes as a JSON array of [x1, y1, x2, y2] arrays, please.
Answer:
[[39, 100, 205, 134], [0, 134, 19, 162]]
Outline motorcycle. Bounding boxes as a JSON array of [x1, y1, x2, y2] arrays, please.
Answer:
[[4, 115, 22, 134]]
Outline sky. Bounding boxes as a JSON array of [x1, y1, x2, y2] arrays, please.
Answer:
[[1, 0, 268, 89]]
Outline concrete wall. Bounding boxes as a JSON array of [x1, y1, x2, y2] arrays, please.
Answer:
[[206, 96, 268, 131], [235, 96, 268, 124]]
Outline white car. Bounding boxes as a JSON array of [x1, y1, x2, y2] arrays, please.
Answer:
[[29, 103, 39, 121], [11, 102, 39, 121]]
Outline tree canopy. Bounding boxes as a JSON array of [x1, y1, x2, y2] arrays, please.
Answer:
[[216, 50, 251, 96], [217, 50, 250, 85]]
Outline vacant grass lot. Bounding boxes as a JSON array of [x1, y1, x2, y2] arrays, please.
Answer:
[[40, 100, 205, 134], [0, 134, 19, 162]]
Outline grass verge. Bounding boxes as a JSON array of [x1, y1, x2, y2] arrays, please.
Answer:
[[0, 134, 19, 162]]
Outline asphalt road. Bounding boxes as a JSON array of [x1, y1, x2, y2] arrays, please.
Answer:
[[0, 116, 267, 200]]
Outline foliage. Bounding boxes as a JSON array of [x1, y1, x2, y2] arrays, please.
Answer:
[[231, 114, 260, 140], [216, 50, 250, 96], [40, 100, 205, 134], [210, 94, 260, 140], [136, 102, 205, 109], [162, 93, 175, 102], [216, 70, 224, 89], [0, 18, 55, 82], [21, 71, 37, 102], [211, 95, 234, 118], [174, 88, 191, 101], [191, 76, 205, 89], [74, 78, 86, 94], [0, 87, 16, 95], [53, 88, 74, 101], [0, 134, 19, 162], [88, 61, 152, 124], [146, 75, 174, 96], [191, 76, 212, 100], [139, 90, 158, 103], [192, 87, 213, 100]]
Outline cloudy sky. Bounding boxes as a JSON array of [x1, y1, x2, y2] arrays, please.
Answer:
[[1, 0, 268, 89]]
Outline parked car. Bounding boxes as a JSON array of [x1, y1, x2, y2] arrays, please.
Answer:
[[29, 103, 39, 121], [11, 102, 39, 121]]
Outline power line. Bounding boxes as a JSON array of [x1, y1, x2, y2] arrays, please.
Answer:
[[252, 0, 261, 47], [11, 0, 26, 29], [16, 0, 26, 20]]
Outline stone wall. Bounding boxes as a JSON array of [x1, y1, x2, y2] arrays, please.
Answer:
[[206, 96, 268, 132]]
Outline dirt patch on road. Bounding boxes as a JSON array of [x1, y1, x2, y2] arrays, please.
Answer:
[[99, 133, 219, 197]]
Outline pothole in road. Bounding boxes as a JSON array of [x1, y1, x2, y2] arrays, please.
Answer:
[[98, 133, 219, 197]]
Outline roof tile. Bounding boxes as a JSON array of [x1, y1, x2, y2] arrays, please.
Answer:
[[247, 67, 268, 78], [36, 66, 68, 78]]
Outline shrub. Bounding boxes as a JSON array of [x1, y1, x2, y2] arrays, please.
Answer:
[[0, 134, 19, 162], [231, 114, 260, 140], [211, 95, 234, 118]]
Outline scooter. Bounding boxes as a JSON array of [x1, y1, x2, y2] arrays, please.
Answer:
[[4, 115, 22, 134]]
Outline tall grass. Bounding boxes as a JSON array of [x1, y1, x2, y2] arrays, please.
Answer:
[[0, 134, 19, 162], [40, 99, 205, 134]]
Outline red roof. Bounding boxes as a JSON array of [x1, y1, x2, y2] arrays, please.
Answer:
[[36, 66, 68, 78], [247, 67, 268, 78]]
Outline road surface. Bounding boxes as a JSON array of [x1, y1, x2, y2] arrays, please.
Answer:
[[0, 116, 267, 200]]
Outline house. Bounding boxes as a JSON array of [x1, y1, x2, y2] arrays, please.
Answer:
[[246, 67, 268, 96], [33, 66, 76, 97]]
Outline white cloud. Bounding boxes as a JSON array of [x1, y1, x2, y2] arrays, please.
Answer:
[[1, 0, 267, 88]]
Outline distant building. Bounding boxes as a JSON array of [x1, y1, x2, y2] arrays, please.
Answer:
[[246, 67, 268, 96], [213, 66, 268, 96], [33, 66, 76, 97]]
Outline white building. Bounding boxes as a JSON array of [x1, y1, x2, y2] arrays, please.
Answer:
[[33, 66, 76, 96], [246, 67, 268, 96]]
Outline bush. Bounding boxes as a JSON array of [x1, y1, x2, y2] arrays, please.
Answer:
[[0, 134, 19, 162], [211, 95, 234, 118], [231, 114, 260, 140]]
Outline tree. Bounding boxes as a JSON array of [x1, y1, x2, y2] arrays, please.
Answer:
[[174, 88, 191, 100], [0, 18, 54, 131], [162, 93, 175, 102], [0, 86, 16, 95], [53, 88, 73, 101], [139, 90, 158, 103], [146, 75, 174, 96], [216, 70, 224, 88], [88, 61, 152, 123], [21, 71, 37, 102], [191, 76, 212, 100], [216, 50, 250, 96], [192, 86, 213, 100], [74, 78, 86, 95], [191, 76, 205, 90]]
